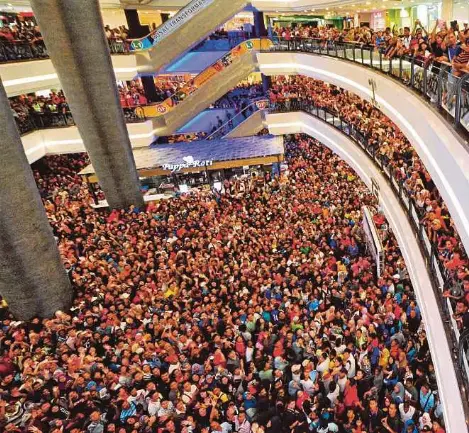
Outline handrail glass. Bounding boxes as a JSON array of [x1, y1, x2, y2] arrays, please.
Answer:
[[205, 97, 268, 140], [270, 99, 469, 401], [141, 38, 272, 118], [263, 37, 469, 135]]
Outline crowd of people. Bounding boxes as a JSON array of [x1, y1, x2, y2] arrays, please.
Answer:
[[9, 90, 72, 133], [118, 81, 148, 108], [269, 76, 469, 325], [0, 133, 449, 433], [273, 20, 469, 69], [9, 82, 147, 133]]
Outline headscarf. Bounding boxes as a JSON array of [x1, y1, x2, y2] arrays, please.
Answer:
[[391, 382, 405, 404]]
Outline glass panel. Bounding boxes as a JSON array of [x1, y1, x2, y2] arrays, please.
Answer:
[[353, 45, 361, 63], [420, 225, 433, 256], [440, 68, 458, 119], [412, 62, 425, 93], [337, 43, 346, 59], [400, 56, 412, 85], [459, 84, 469, 133], [425, 64, 441, 103], [390, 56, 401, 79], [361, 47, 372, 66]]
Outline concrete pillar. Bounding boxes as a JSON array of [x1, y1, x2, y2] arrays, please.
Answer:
[[441, 0, 453, 24], [141, 76, 159, 103], [262, 74, 271, 95], [254, 11, 267, 38], [30, 0, 144, 209], [0, 79, 72, 320]]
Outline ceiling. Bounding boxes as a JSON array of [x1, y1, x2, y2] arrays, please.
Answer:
[[0, 0, 465, 19]]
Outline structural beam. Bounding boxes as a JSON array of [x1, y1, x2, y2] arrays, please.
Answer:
[[0, 79, 72, 319], [30, 0, 143, 209]]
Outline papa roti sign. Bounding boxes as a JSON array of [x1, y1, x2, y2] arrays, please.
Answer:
[[162, 156, 213, 172]]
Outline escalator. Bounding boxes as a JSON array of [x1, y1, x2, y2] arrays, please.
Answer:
[[204, 98, 269, 140], [141, 39, 272, 137], [130, 0, 249, 74]]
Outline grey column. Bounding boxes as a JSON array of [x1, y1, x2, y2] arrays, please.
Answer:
[[0, 80, 72, 320], [30, 0, 143, 209]]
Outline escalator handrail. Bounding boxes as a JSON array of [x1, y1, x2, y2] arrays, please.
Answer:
[[128, 0, 216, 52], [205, 97, 268, 140], [143, 38, 272, 118]]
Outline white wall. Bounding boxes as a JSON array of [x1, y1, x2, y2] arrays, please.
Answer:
[[101, 9, 128, 29], [23, 121, 154, 164], [266, 111, 466, 433], [257, 51, 469, 261], [0, 55, 138, 96]]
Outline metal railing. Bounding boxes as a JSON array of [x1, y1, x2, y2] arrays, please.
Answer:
[[205, 98, 268, 140], [0, 40, 48, 62], [263, 37, 469, 135], [14, 106, 146, 135], [0, 38, 132, 63], [270, 99, 469, 399]]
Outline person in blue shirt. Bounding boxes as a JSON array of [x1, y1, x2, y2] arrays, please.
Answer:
[[419, 384, 435, 413]]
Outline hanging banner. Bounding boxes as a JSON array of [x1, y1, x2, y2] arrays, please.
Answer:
[[130, 0, 215, 51]]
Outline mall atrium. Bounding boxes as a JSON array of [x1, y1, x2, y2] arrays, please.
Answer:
[[0, 0, 468, 432]]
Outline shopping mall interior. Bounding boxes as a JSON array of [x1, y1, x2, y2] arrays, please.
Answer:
[[0, 0, 469, 432]]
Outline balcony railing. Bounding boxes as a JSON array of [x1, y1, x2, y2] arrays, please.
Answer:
[[270, 99, 469, 401], [15, 106, 146, 136], [0, 39, 130, 63], [263, 37, 469, 135]]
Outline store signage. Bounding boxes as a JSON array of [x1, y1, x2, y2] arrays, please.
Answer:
[[255, 99, 269, 110], [162, 155, 213, 172]]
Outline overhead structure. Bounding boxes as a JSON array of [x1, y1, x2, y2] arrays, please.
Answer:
[[0, 79, 72, 320], [141, 39, 271, 136], [30, 0, 143, 209], [131, 0, 249, 74]]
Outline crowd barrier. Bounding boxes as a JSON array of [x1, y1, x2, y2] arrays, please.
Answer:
[[270, 99, 469, 403], [263, 37, 469, 135]]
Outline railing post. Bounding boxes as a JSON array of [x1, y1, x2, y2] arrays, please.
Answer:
[[410, 56, 415, 87], [379, 49, 383, 71], [436, 65, 447, 108], [352, 45, 356, 62], [399, 56, 403, 80]]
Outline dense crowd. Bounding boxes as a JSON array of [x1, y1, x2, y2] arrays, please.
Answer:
[[118, 82, 147, 108], [9, 82, 147, 133], [269, 76, 469, 322], [213, 83, 264, 110], [0, 134, 449, 433], [274, 21, 469, 68]]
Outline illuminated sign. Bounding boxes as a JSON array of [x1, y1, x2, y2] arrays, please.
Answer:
[[162, 155, 213, 172]]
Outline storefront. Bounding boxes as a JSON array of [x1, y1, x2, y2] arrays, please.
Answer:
[[80, 135, 284, 205]]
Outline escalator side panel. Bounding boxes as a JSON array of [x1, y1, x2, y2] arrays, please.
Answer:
[[225, 110, 265, 138], [136, 0, 248, 74], [151, 51, 257, 136]]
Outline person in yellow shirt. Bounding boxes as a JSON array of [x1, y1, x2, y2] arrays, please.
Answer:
[[379, 345, 390, 368]]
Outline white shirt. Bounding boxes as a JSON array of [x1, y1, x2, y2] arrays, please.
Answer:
[[399, 403, 416, 422], [345, 355, 356, 378]]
